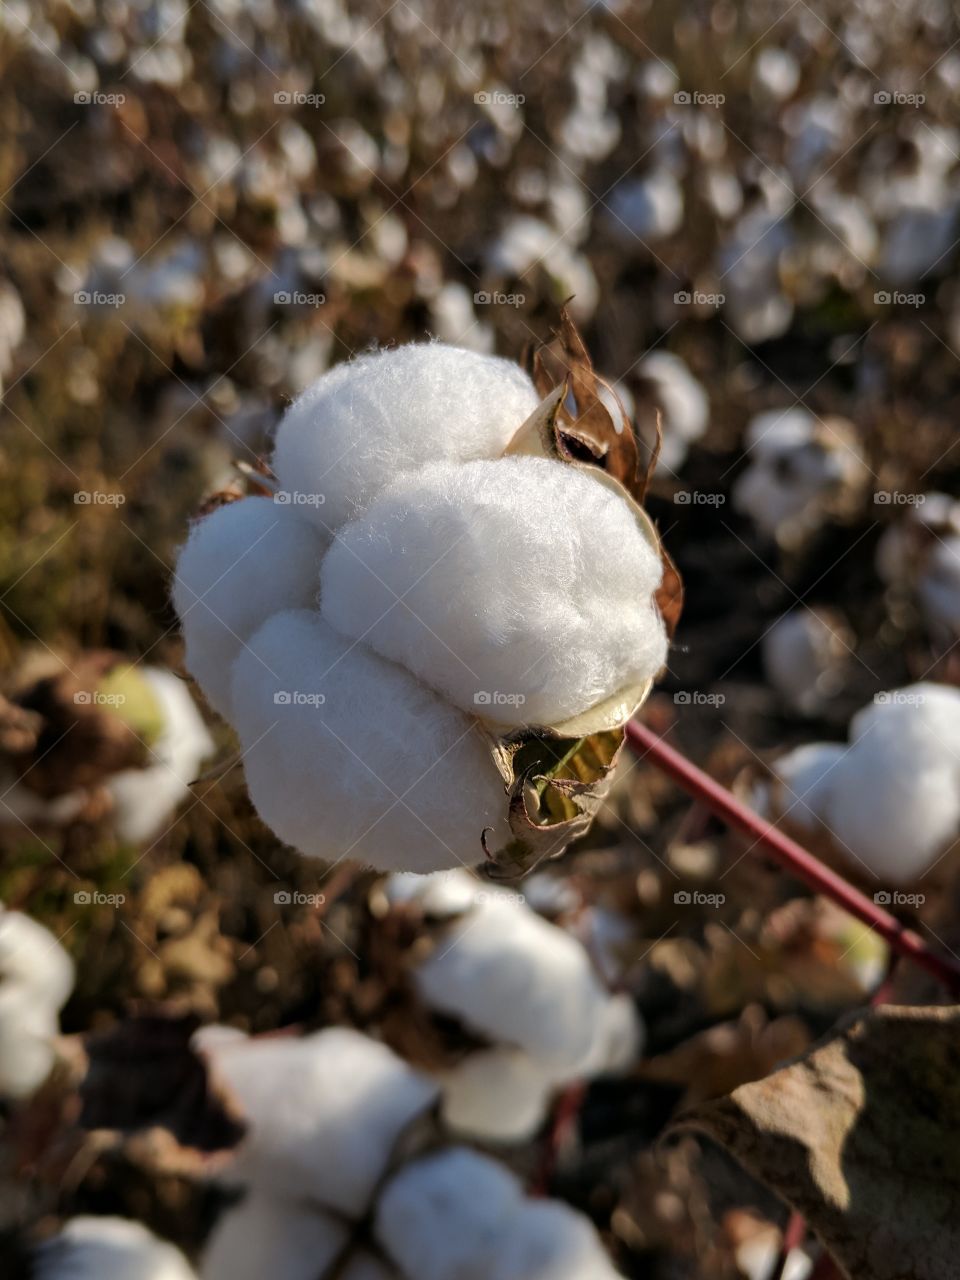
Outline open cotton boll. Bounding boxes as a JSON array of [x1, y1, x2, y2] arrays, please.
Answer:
[[0, 990, 59, 1098], [0, 907, 75, 1008], [413, 893, 609, 1071], [605, 171, 683, 243], [320, 457, 667, 729], [764, 743, 848, 832], [637, 352, 709, 474], [230, 610, 508, 872], [382, 868, 480, 918], [172, 497, 325, 717], [761, 609, 852, 715], [436, 1046, 556, 1143], [198, 1026, 438, 1215], [33, 1217, 197, 1280], [492, 1200, 624, 1280], [375, 1147, 523, 1280], [271, 344, 540, 535], [105, 668, 214, 843], [202, 1193, 391, 1280]]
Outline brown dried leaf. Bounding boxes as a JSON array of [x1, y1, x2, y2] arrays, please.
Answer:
[[674, 1004, 960, 1280]]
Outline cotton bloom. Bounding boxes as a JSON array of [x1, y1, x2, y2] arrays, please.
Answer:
[[33, 1217, 196, 1280], [761, 683, 960, 884], [0, 907, 74, 1098], [761, 608, 852, 715], [392, 869, 643, 1141], [732, 408, 868, 547], [173, 343, 669, 873], [194, 1025, 439, 1216], [375, 1147, 624, 1280]]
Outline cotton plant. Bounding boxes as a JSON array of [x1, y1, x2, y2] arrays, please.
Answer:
[[383, 868, 642, 1142], [1, 661, 214, 844], [761, 608, 853, 716], [32, 1217, 197, 1280], [732, 408, 869, 548], [875, 492, 960, 646], [757, 682, 960, 885], [0, 906, 74, 1098], [173, 335, 675, 876]]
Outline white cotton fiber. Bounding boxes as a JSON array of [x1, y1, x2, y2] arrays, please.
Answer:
[[766, 684, 960, 883], [106, 667, 214, 843], [198, 1026, 438, 1216], [413, 893, 609, 1071], [492, 1200, 624, 1280], [375, 1147, 523, 1280], [33, 1217, 197, 1280], [172, 497, 325, 717], [765, 743, 848, 832], [230, 610, 508, 872], [0, 907, 75, 1008], [320, 457, 667, 728], [271, 344, 540, 535], [638, 352, 709, 474], [437, 1046, 555, 1142], [202, 1193, 389, 1280], [383, 868, 480, 918], [762, 610, 850, 715]]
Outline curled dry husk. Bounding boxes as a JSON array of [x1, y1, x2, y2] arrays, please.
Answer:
[[478, 308, 682, 880]]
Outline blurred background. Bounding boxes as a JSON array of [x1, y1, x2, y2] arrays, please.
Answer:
[[2, 0, 960, 1276]]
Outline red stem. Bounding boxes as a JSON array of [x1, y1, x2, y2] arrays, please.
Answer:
[[625, 719, 960, 997]]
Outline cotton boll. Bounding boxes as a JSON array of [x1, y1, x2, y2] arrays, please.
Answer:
[[375, 1147, 523, 1280], [106, 668, 214, 843], [203, 1194, 388, 1280], [271, 344, 540, 534], [717, 209, 794, 343], [413, 894, 609, 1071], [436, 1046, 555, 1142], [605, 171, 683, 243], [765, 743, 849, 832], [198, 1027, 438, 1216], [320, 457, 666, 729], [172, 497, 325, 717], [573, 992, 643, 1075], [383, 869, 480, 918], [918, 536, 960, 642], [876, 496, 960, 644], [0, 990, 59, 1098], [752, 47, 800, 101], [637, 352, 709, 474], [492, 1200, 624, 1280], [33, 1217, 197, 1280], [230, 610, 508, 872], [762, 609, 852, 715], [0, 907, 75, 1008]]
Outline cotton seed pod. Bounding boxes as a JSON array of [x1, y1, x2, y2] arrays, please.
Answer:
[[174, 322, 679, 876], [0, 907, 75, 1098], [762, 683, 960, 885], [875, 492, 960, 646], [203, 1194, 391, 1280], [33, 1217, 197, 1280], [195, 1026, 439, 1216]]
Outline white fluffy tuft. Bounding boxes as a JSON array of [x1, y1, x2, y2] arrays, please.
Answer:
[[0, 907, 74, 1098], [172, 497, 325, 717], [33, 1217, 196, 1280], [320, 457, 666, 728], [230, 610, 508, 872], [271, 343, 540, 534], [197, 1025, 438, 1216]]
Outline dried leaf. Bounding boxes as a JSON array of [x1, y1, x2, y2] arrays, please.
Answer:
[[674, 1004, 960, 1280]]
